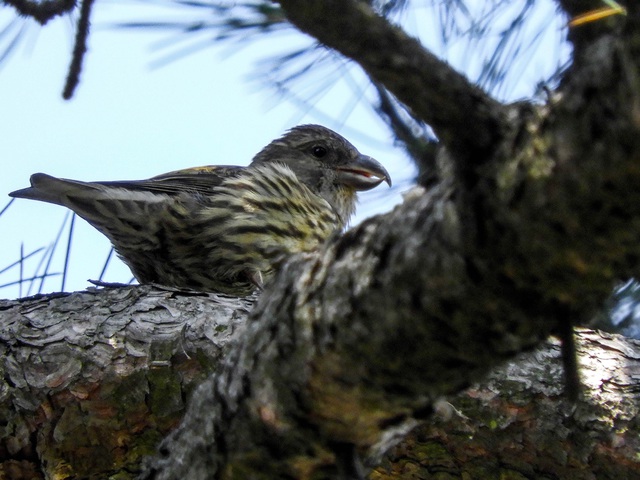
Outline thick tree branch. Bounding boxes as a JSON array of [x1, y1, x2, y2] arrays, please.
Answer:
[[0, 286, 254, 477], [373, 329, 640, 479], [3, 289, 640, 479]]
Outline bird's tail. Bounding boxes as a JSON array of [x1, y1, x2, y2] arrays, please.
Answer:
[[9, 173, 103, 207]]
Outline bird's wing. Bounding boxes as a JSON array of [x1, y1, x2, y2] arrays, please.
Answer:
[[96, 165, 246, 195]]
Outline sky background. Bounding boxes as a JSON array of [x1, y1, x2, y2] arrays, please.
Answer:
[[0, 1, 570, 299]]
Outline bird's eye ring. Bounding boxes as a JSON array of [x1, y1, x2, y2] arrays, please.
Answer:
[[311, 145, 327, 158]]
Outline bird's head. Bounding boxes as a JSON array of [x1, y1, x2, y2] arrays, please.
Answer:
[[251, 124, 391, 223]]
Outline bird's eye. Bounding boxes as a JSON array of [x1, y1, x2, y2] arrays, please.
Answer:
[[311, 145, 327, 158]]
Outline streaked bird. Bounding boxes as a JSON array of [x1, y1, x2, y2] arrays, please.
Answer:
[[9, 125, 390, 295]]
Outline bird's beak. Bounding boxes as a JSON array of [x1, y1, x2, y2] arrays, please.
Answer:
[[335, 155, 392, 191]]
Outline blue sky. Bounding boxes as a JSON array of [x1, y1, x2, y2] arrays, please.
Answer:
[[0, 1, 568, 299]]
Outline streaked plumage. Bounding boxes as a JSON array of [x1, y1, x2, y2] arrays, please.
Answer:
[[9, 125, 390, 295]]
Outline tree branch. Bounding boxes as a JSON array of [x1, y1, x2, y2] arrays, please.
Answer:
[[374, 329, 640, 478], [0, 286, 254, 477], [373, 83, 438, 187], [2, 0, 75, 25], [2, 289, 640, 478], [62, 0, 95, 99]]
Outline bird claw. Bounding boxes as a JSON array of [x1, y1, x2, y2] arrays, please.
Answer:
[[88, 279, 134, 289], [247, 270, 264, 291]]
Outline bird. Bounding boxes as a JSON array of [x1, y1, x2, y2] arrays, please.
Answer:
[[9, 125, 391, 296]]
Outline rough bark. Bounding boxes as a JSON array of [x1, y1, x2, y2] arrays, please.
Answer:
[[370, 330, 640, 480], [1, 291, 640, 479], [0, 286, 254, 478]]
